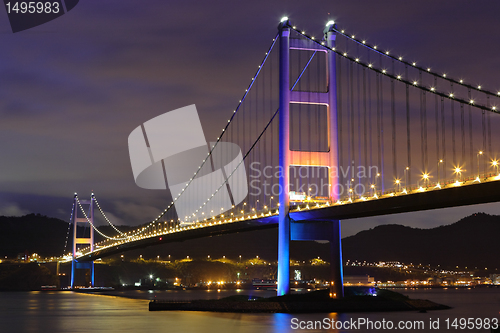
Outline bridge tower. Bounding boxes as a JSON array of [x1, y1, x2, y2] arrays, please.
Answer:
[[277, 19, 343, 297], [70, 194, 95, 288]]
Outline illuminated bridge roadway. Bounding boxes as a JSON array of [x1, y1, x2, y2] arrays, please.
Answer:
[[76, 173, 500, 262]]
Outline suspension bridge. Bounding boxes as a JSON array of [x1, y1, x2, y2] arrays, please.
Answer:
[[62, 18, 500, 298]]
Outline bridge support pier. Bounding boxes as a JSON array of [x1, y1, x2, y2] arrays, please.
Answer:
[[291, 220, 344, 298]]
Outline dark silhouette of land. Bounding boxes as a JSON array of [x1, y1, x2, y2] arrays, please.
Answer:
[[0, 212, 499, 270], [149, 288, 450, 313]]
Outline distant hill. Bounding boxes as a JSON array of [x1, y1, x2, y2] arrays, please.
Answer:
[[342, 212, 500, 269], [0, 214, 69, 258], [0, 214, 133, 258], [0, 212, 498, 270]]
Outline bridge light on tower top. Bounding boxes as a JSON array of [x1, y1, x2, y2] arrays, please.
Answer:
[[326, 20, 335, 27], [280, 16, 289, 23]]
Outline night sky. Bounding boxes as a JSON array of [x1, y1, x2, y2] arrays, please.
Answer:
[[1, 0, 500, 236]]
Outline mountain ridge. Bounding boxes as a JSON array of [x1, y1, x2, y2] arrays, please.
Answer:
[[0, 212, 498, 269]]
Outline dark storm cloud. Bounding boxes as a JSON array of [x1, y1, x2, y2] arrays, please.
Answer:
[[0, 0, 500, 235]]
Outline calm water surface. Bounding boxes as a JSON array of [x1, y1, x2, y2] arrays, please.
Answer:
[[0, 288, 498, 332]]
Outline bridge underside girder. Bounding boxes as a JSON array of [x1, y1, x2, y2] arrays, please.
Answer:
[[290, 180, 500, 222]]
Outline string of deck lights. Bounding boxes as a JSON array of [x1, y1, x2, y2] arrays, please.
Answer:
[[182, 18, 500, 224], [62, 202, 75, 255], [76, 167, 500, 258], [92, 193, 125, 236], [75, 19, 500, 258], [187, 34, 327, 223], [76, 168, 500, 259], [75, 195, 129, 240], [282, 18, 499, 114], [122, 34, 280, 233], [75, 36, 281, 248], [192, 107, 281, 221], [99, 19, 500, 239], [329, 25, 500, 98]]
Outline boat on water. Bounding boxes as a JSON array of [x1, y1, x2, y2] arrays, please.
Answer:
[[252, 279, 277, 289]]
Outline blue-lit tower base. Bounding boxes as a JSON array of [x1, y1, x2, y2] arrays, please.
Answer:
[[70, 194, 95, 288]]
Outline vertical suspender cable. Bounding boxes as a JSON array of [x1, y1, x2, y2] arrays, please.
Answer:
[[482, 109, 486, 173], [270, 52, 274, 198], [460, 103, 465, 165], [441, 97, 447, 177], [468, 96, 473, 175], [363, 67, 368, 188], [434, 77, 440, 169], [367, 47, 373, 185], [420, 77, 424, 173], [350, 61, 355, 183], [406, 66, 411, 186], [357, 62, 361, 187], [423, 91, 428, 172], [368, 66, 373, 184], [376, 73, 381, 191], [338, 54, 343, 185], [346, 58, 352, 193], [379, 62, 385, 191], [487, 96, 492, 155], [451, 95, 456, 167], [317, 51, 321, 156], [390, 59, 396, 182]]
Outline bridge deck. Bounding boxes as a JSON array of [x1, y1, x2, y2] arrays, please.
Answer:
[[76, 178, 500, 261]]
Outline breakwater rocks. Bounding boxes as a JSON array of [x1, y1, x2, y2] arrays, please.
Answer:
[[149, 288, 450, 313]]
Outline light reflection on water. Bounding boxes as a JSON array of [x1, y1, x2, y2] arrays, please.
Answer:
[[0, 288, 498, 333]]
